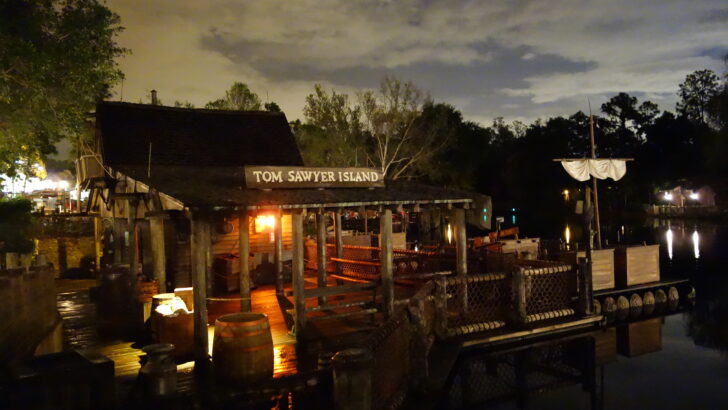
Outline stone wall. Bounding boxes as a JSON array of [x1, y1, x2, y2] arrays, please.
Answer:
[[36, 236, 96, 278]]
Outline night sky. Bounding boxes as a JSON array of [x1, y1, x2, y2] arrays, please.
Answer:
[[108, 0, 728, 124]]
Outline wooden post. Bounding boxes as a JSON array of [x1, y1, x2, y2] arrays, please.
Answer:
[[408, 295, 430, 389], [128, 198, 139, 277], [316, 211, 327, 306], [577, 257, 594, 316], [291, 209, 306, 340], [335, 208, 344, 275], [238, 210, 251, 312], [513, 266, 528, 326], [93, 216, 102, 271], [435, 276, 448, 338], [332, 348, 372, 410], [205, 221, 213, 297], [589, 113, 603, 250], [454, 208, 468, 312], [149, 214, 167, 293], [274, 209, 283, 295], [380, 208, 394, 318], [112, 218, 124, 265], [191, 214, 210, 367]]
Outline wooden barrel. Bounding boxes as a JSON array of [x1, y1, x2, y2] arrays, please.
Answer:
[[213, 312, 274, 384]]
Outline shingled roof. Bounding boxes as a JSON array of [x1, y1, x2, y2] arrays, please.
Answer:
[[96, 101, 303, 167], [97, 101, 476, 210]]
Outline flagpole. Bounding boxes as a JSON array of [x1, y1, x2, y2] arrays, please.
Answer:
[[588, 107, 602, 250]]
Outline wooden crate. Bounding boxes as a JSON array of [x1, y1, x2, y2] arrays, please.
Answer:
[[561, 248, 615, 291], [617, 318, 662, 357], [213, 254, 240, 293], [500, 238, 540, 259], [614, 245, 660, 287]]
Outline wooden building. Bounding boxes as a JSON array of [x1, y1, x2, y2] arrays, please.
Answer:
[[79, 101, 480, 365]]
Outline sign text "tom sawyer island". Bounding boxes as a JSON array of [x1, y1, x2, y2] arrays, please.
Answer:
[[244, 166, 385, 189]]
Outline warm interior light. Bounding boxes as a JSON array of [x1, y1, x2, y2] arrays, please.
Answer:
[[664, 192, 673, 201], [255, 215, 276, 233], [690, 192, 699, 200]]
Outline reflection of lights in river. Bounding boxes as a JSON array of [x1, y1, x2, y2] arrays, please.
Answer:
[[693, 230, 700, 259], [666, 227, 673, 260], [564, 225, 571, 244], [446, 224, 452, 244]]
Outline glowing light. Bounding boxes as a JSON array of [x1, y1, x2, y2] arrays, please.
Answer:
[[255, 215, 276, 233], [564, 225, 571, 244], [664, 192, 673, 201], [482, 208, 488, 222], [692, 230, 700, 259], [666, 227, 673, 260], [511, 208, 516, 212], [58, 180, 70, 190], [563, 189, 570, 201], [446, 224, 453, 244], [690, 192, 699, 200]]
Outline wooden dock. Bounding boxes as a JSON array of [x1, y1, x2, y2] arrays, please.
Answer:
[[55, 272, 381, 383]]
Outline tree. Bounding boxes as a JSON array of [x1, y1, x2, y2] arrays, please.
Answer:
[[298, 84, 364, 167], [173, 100, 195, 108], [0, 198, 35, 254], [264, 102, 281, 113], [0, 0, 126, 179], [205, 82, 262, 111], [358, 76, 449, 179], [677, 69, 720, 125]]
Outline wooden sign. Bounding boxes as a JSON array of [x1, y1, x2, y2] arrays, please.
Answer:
[[244, 166, 385, 189]]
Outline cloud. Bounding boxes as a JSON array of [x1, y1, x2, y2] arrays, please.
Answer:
[[107, 0, 728, 124]]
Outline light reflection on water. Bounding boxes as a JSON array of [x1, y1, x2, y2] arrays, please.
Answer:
[[666, 226, 674, 260], [693, 229, 700, 259]]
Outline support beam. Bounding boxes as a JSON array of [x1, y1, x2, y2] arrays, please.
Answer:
[[380, 208, 394, 318], [316, 211, 328, 306], [191, 214, 210, 367], [335, 209, 344, 275], [291, 209, 306, 341], [238, 211, 251, 312], [149, 214, 167, 293], [274, 210, 284, 295]]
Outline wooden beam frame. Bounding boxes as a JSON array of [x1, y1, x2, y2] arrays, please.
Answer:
[[238, 210, 251, 312], [316, 211, 328, 306], [380, 208, 394, 318], [191, 214, 210, 367], [335, 209, 344, 275], [291, 209, 306, 341], [454, 208, 469, 312], [274, 209, 284, 295]]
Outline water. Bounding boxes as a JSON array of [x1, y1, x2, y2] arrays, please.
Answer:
[[440, 219, 728, 409]]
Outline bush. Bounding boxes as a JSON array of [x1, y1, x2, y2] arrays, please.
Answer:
[[0, 198, 35, 253]]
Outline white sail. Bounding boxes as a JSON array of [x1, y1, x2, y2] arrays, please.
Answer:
[[560, 159, 627, 182]]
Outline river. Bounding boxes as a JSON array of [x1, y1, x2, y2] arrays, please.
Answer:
[[439, 218, 728, 409]]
